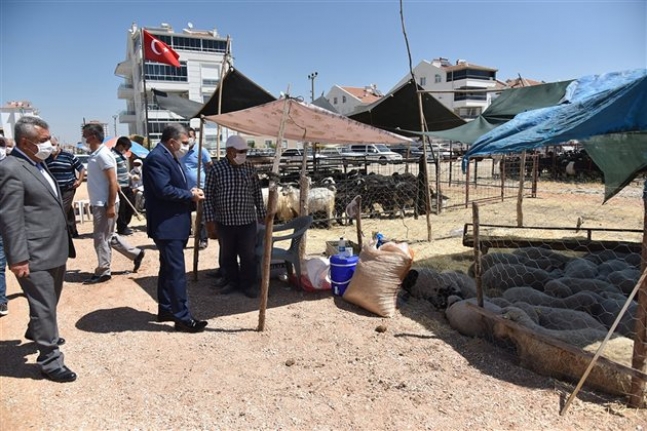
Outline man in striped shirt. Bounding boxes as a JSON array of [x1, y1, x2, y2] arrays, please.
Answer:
[[112, 137, 135, 236], [45, 138, 86, 237], [203, 135, 266, 298]]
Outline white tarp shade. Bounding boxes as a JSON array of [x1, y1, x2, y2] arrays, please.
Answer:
[[204, 98, 412, 144]]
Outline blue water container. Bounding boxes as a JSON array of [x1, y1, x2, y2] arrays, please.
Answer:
[[330, 254, 359, 296]]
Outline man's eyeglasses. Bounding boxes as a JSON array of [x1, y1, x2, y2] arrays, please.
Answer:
[[234, 149, 247, 154]]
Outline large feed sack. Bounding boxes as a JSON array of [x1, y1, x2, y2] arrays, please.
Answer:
[[342, 242, 414, 317]]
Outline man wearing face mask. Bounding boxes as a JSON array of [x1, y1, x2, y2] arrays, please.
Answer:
[[143, 123, 208, 332], [112, 136, 135, 236], [203, 135, 266, 299], [0, 116, 77, 382], [82, 124, 145, 285], [180, 127, 212, 249], [45, 137, 86, 238]]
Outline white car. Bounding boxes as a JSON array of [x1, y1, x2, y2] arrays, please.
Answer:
[[346, 144, 403, 164]]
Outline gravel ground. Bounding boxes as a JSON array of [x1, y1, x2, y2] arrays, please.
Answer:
[[1, 181, 647, 429]]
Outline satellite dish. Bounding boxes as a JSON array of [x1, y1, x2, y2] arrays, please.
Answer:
[[187, 22, 194, 29]]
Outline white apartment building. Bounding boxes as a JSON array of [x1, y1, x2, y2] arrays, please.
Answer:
[[0, 101, 39, 141], [115, 22, 229, 148], [392, 57, 498, 120], [325, 84, 383, 116]]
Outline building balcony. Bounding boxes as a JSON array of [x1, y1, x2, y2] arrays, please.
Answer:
[[117, 83, 135, 99], [119, 111, 137, 123]]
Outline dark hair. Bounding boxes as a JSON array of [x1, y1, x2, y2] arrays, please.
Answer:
[[116, 136, 132, 150], [83, 123, 104, 142], [161, 123, 187, 143]]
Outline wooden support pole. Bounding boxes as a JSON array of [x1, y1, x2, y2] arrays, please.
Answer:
[[472, 202, 483, 308], [516, 150, 526, 228]]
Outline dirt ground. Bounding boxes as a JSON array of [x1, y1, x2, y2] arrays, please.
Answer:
[[1, 180, 647, 430]]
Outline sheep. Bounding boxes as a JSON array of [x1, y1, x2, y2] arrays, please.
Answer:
[[546, 277, 620, 296], [275, 185, 300, 223], [467, 252, 525, 277], [512, 246, 573, 268], [563, 258, 599, 279], [481, 263, 554, 295], [307, 187, 336, 228], [445, 298, 502, 338], [502, 287, 603, 312], [596, 259, 631, 279], [401, 268, 464, 309], [606, 268, 641, 295]]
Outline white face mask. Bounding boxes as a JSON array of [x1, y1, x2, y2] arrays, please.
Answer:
[[233, 153, 247, 165], [0, 147, 6, 161], [32, 140, 54, 161], [176, 143, 190, 158]]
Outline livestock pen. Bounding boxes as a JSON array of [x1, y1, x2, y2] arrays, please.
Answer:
[[250, 145, 647, 410]]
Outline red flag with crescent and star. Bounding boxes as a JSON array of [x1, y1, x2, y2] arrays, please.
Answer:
[[143, 30, 181, 67]]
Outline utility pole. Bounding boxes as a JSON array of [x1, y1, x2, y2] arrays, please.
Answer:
[[112, 114, 118, 136], [307, 72, 318, 103]]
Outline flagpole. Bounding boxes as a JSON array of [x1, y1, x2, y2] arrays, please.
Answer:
[[140, 28, 152, 149], [215, 36, 231, 160]]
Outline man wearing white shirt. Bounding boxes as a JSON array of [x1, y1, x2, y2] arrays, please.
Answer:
[[82, 124, 144, 284]]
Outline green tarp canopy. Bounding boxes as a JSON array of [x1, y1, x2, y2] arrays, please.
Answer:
[[348, 80, 465, 136], [583, 132, 647, 202], [417, 79, 574, 144]]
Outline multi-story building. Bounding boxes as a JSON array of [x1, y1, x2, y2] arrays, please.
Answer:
[[0, 101, 39, 141], [325, 85, 383, 116], [115, 22, 229, 148], [392, 57, 498, 120]]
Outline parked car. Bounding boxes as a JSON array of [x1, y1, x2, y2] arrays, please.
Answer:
[[280, 148, 327, 162], [345, 144, 403, 164], [390, 143, 422, 158]]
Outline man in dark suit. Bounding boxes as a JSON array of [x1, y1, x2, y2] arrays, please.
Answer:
[[142, 124, 207, 333], [0, 116, 77, 382]]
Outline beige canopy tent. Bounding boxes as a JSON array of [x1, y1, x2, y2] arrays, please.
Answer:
[[204, 97, 413, 330], [204, 98, 412, 144]]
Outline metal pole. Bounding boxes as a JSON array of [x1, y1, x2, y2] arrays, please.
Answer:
[[308, 72, 318, 103]]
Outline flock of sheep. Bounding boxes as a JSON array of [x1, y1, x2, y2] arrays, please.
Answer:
[[262, 171, 448, 227], [402, 246, 642, 368]]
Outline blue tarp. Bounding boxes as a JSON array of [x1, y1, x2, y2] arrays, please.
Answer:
[[462, 69, 647, 170]]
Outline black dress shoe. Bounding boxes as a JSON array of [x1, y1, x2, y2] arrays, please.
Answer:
[[41, 366, 77, 383], [118, 228, 134, 236], [157, 310, 175, 322], [212, 277, 230, 289], [242, 287, 259, 299], [83, 274, 112, 284], [218, 283, 239, 295], [24, 330, 66, 346], [174, 319, 208, 333], [206, 269, 224, 279], [133, 250, 145, 273]]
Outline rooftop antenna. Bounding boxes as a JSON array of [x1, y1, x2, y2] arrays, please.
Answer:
[[187, 22, 193, 29]]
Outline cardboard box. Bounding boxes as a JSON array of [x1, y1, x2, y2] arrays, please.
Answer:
[[325, 240, 361, 257]]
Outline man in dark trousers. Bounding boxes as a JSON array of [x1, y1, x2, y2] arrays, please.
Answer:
[[204, 135, 266, 298], [142, 123, 207, 333], [0, 116, 77, 382]]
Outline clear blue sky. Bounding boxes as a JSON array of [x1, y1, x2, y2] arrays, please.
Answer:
[[1, 0, 645, 144]]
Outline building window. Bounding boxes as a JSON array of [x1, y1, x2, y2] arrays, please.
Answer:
[[342, 95, 347, 103], [454, 87, 487, 102], [154, 34, 227, 53], [202, 79, 218, 86], [447, 69, 496, 82], [333, 97, 338, 104], [420, 76, 427, 86], [435, 74, 442, 83], [145, 62, 188, 82]]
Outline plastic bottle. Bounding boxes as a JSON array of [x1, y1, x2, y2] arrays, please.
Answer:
[[338, 237, 346, 256]]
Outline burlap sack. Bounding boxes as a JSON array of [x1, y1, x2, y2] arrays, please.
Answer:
[[342, 241, 414, 317]]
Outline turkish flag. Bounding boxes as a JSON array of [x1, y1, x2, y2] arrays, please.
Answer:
[[143, 30, 181, 68]]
